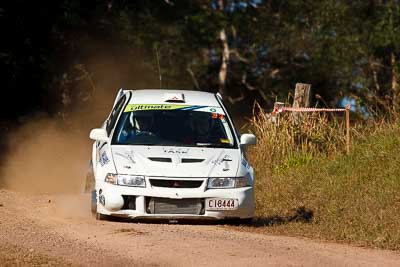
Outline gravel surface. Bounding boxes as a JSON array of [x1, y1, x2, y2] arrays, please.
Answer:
[[0, 189, 399, 266]]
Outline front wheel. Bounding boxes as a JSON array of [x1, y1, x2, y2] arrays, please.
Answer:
[[96, 212, 108, 220], [91, 190, 109, 220], [91, 190, 97, 216]]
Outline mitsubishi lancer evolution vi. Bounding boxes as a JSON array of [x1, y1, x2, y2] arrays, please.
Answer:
[[86, 89, 256, 222]]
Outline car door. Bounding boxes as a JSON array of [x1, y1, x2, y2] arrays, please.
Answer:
[[94, 94, 127, 176]]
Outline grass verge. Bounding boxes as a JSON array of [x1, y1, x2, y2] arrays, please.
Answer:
[[247, 107, 400, 249]]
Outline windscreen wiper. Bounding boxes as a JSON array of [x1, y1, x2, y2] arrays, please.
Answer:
[[127, 143, 158, 146], [196, 143, 214, 146], [196, 143, 229, 148]]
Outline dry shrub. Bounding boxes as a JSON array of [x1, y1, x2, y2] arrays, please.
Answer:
[[246, 103, 400, 249], [248, 103, 346, 174]]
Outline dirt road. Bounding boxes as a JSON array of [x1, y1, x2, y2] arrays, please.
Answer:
[[0, 190, 399, 267]]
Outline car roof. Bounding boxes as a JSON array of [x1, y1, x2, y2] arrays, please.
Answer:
[[124, 89, 221, 106]]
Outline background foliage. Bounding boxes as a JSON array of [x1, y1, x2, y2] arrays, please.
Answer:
[[2, 0, 400, 122]]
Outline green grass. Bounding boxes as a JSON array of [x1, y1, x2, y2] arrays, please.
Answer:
[[248, 108, 400, 249]]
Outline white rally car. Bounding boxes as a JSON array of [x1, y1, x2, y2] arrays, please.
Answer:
[[87, 89, 256, 222]]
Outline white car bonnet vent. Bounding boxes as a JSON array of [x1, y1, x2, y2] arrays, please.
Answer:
[[163, 93, 185, 103]]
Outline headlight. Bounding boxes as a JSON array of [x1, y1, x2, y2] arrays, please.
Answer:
[[207, 178, 235, 188], [207, 175, 251, 189], [105, 173, 146, 187], [105, 173, 117, 184], [235, 176, 251, 188]]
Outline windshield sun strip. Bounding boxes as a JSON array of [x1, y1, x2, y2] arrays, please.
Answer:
[[124, 104, 223, 113]]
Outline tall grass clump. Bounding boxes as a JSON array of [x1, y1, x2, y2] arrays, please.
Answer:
[[248, 104, 400, 249], [249, 103, 347, 174]]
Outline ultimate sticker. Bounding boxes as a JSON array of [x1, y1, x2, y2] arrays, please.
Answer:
[[124, 104, 190, 112]]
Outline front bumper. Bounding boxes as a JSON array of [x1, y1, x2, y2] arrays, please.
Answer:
[[95, 180, 254, 220]]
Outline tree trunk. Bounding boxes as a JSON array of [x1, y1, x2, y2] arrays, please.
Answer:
[[217, 0, 229, 99], [218, 28, 229, 98], [391, 52, 399, 120]]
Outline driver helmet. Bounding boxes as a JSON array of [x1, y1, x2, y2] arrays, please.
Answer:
[[191, 113, 212, 136], [130, 112, 154, 133]]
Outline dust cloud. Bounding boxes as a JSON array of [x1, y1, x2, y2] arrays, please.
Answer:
[[0, 80, 117, 194], [0, 98, 108, 218], [0, 49, 148, 193], [0, 114, 92, 193], [0, 79, 121, 193]]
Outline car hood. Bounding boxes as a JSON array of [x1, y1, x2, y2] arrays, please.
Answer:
[[110, 145, 240, 178]]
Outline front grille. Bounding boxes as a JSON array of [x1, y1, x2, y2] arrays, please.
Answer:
[[150, 179, 203, 188], [146, 197, 204, 215]]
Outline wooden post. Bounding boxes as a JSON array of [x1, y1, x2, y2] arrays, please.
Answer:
[[293, 83, 311, 122], [345, 106, 350, 155], [293, 83, 311, 108]]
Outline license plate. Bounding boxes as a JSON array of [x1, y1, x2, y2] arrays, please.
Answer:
[[206, 198, 238, 211]]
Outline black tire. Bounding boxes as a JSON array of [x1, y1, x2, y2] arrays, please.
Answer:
[[96, 212, 108, 221], [91, 190, 109, 221], [91, 190, 97, 216]]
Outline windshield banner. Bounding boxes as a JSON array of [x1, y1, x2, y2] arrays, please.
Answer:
[[124, 104, 224, 114]]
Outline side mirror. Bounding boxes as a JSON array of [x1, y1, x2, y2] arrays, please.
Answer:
[[89, 128, 109, 142], [240, 133, 256, 146]]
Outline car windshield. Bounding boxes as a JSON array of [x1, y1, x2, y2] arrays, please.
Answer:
[[111, 105, 236, 148]]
